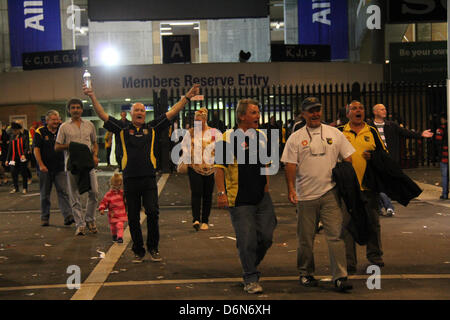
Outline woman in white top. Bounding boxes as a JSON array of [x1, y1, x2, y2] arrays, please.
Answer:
[[182, 108, 221, 231]]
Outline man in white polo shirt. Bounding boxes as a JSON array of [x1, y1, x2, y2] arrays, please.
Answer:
[[281, 97, 355, 292]]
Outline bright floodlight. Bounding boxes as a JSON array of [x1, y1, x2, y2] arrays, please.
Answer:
[[101, 47, 119, 66]]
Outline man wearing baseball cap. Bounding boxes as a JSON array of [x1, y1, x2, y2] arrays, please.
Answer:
[[281, 97, 355, 292]]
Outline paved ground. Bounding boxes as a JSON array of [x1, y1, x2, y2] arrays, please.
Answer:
[[0, 164, 449, 306]]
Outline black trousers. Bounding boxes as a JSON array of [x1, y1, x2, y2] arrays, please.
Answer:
[[187, 167, 215, 224], [124, 176, 159, 256], [106, 147, 112, 165], [11, 162, 28, 191]]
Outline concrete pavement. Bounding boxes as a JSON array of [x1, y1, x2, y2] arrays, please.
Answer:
[[0, 165, 449, 302]]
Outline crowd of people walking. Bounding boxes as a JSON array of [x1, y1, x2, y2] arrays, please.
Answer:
[[0, 82, 446, 296]]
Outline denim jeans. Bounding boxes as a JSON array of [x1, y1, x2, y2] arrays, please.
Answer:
[[39, 170, 72, 221], [229, 193, 277, 284], [440, 162, 448, 196], [379, 192, 394, 211]]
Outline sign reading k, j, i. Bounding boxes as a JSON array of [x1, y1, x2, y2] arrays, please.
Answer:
[[8, 0, 62, 67], [298, 0, 348, 60]]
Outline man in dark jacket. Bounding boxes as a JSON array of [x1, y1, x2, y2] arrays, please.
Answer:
[[368, 104, 433, 216], [338, 100, 387, 271]]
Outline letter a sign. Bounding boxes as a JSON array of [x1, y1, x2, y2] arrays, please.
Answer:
[[162, 35, 191, 64]]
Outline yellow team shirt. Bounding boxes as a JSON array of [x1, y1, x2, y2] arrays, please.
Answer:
[[340, 122, 387, 190]]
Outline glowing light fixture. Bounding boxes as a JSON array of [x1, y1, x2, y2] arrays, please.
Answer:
[[101, 47, 119, 66]]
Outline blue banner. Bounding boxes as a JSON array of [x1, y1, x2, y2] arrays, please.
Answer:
[[8, 0, 62, 67], [298, 0, 348, 60]]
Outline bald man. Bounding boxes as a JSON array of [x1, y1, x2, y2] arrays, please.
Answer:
[[369, 104, 433, 216], [84, 83, 200, 262]]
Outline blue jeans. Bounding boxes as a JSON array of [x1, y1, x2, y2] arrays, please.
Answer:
[[229, 193, 277, 284], [39, 170, 72, 221], [379, 192, 394, 211], [440, 162, 448, 196]]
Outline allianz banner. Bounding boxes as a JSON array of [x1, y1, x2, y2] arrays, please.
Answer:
[[298, 0, 348, 60], [8, 0, 62, 67]]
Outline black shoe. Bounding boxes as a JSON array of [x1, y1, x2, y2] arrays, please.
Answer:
[[41, 220, 49, 227], [440, 195, 448, 200], [64, 216, 75, 226], [112, 235, 117, 242], [335, 277, 353, 292], [299, 275, 319, 287], [368, 258, 385, 267], [149, 249, 162, 262], [347, 265, 357, 275], [117, 238, 123, 243], [193, 221, 200, 231]]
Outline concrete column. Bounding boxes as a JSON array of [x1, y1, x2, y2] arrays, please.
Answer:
[[152, 21, 162, 64], [284, 0, 298, 44], [199, 20, 208, 63], [370, 0, 385, 64]]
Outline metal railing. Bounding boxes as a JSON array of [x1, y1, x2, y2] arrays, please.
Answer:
[[155, 81, 447, 167]]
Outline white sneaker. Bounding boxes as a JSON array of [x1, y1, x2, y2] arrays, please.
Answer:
[[9, 189, 17, 194], [244, 282, 263, 294], [22, 189, 27, 194], [200, 223, 209, 230], [386, 208, 395, 217]]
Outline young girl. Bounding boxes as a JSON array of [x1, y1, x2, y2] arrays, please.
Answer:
[[99, 172, 128, 243]]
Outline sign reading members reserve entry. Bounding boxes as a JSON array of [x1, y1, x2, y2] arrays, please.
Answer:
[[271, 44, 330, 62], [162, 35, 191, 64], [22, 50, 82, 70], [8, 0, 62, 67]]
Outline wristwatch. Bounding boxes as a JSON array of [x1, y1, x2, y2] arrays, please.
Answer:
[[217, 191, 226, 196]]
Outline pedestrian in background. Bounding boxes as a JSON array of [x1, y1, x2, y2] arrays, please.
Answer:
[[435, 113, 448, 200], [6, 122, 29, 194], [369, 103, 433, 216], [34, 110, 74, 227], [181, 107, 221, 231], [55, 98, 99, 236]]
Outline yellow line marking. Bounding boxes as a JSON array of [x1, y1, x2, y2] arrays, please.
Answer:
[[2, 274, 450, 292]]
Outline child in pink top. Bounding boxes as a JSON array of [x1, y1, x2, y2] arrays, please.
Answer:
[[99, 172, 128, 243]]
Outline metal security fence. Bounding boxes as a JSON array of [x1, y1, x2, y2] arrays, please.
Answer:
[[156, 81, 447, 167]]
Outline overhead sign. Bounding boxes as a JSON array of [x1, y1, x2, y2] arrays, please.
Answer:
[[298, 0, 348, 60], [390, 41, 447, 62], [388, 0, 447, 23], [88, 0, 269, 21], [162, 35, 191, 64], [22, 50, 83, 71], [389, 42, 447, 81], [8, 0, 62, 67], [271, 44, 331, 62]]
